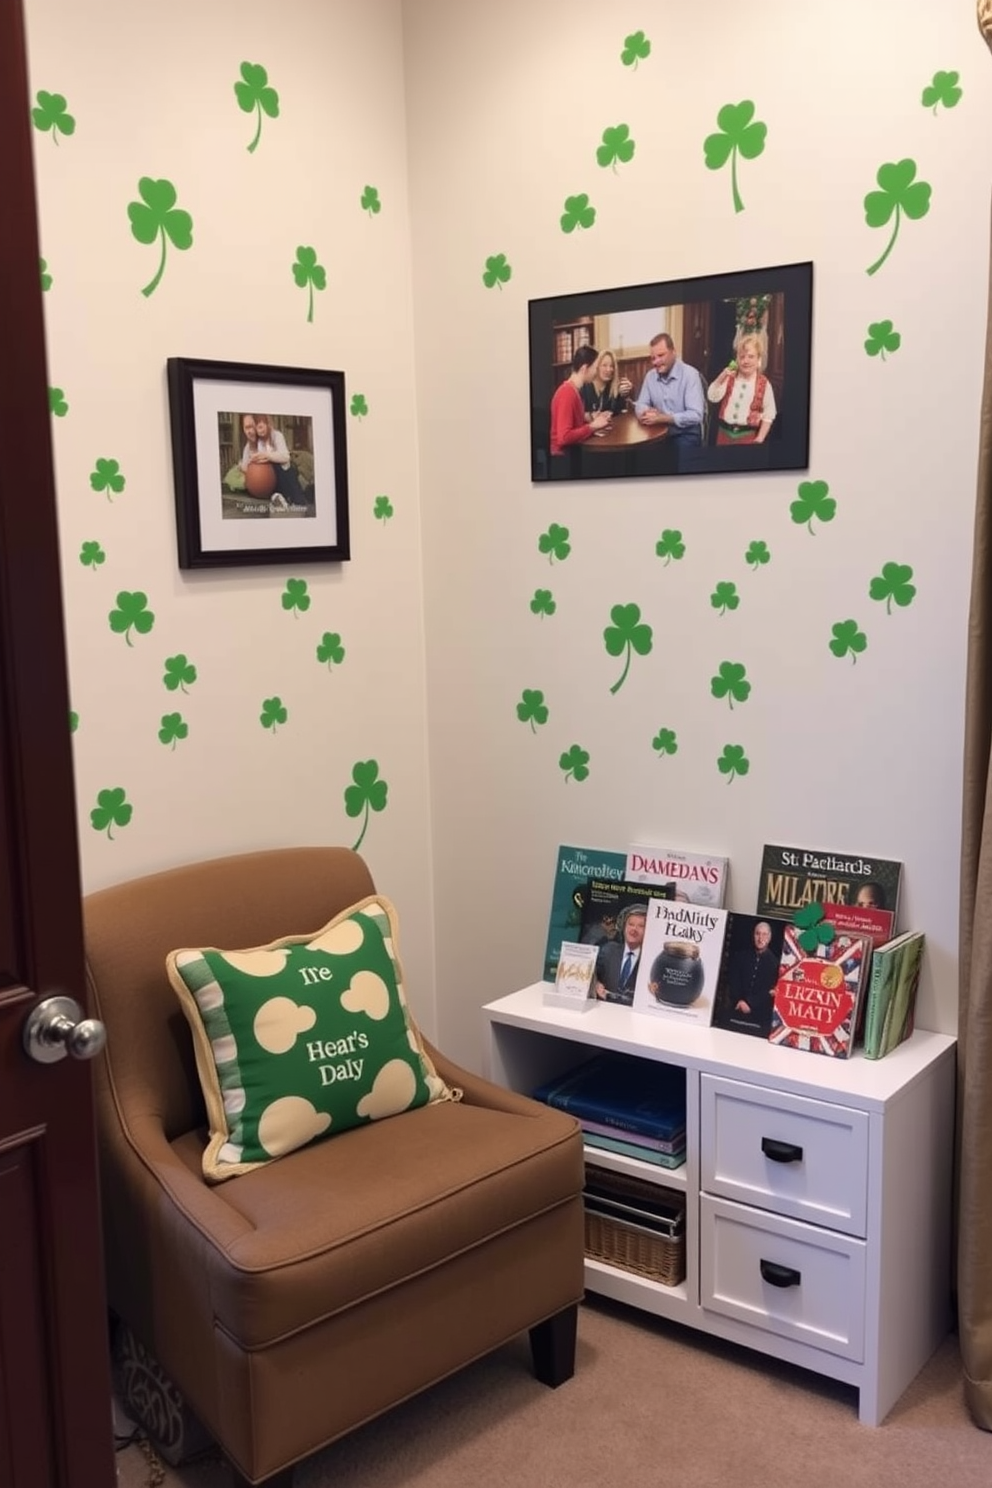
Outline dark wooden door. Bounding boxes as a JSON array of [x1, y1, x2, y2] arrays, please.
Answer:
[[0, 0, 117, 1484]]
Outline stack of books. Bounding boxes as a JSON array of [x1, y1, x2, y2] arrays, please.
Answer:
[[532, 1051, 686, 1168]]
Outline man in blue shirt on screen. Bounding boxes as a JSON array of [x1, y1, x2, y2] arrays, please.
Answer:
[[634, 332, 706, 464]]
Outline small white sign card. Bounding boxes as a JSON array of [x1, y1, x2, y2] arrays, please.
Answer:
[[544, 941, 598, 1013]]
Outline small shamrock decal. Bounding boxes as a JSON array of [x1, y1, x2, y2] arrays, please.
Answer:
[[652, 728, 678, 757], [316, 632, 345, 669], [281, 577, 311, 615], [864, 320, 901, 359], [620, 31, 651, 68], [360, 185, 381, 215], [90, 457, 126, 498], [538, 524, 571, 563], [745, 540, 770, 569], [717, 744, 750, 783], [373, 494, 394, 523], [482, 253, 512, 289], [40, 258, 52, 292], [560, 194, 596, 233], [864, 159, 932, 277], [711, 661, 751, 709], [869, 562, 916, 613], [530, 588, 556, 617], [292, 246, 326, 324], [234, 62, 280, 153], [829, 620, 868, 662], [49, 387, 68, 417], [793, 902, 836, 953], [559, 745, 590, 783], [260, 697, 288, 733], [79, 540, 105, 571], [108, 591, 154, 647], [32, 90, 75, 144], [921, 70, 961, 114], [69, 710, 79, 733], [344, 759, 388, 852], [711, 581, 739, 615], [655, 529, 685, 565], [603, 603, 653, 695], [128, 177, 193, 298], [90, 787, 133, 840], [163, 654, 197, 693], [158, 713, 188, 750], [703, 101, 767, 213], [597, 124, 635, 172], [790, 479, 836, 535], [351, 393, 368, 419], [516, 689, 549, 734]]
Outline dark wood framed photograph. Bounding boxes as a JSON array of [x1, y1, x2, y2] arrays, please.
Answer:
[[167, 357, 350, 568], [529, 260, 813, 483]]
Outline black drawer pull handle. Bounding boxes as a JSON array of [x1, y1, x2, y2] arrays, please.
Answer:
[[760, 1259, 802, 1288], [761, 1137, 804, 1164]]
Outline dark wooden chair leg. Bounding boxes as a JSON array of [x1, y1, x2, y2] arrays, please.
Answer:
[[228, 1463, 294, 1488], [529, 1303, 578, 1387]]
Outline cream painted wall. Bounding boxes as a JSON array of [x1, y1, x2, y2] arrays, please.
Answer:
[[404, 1, 992, 1066]]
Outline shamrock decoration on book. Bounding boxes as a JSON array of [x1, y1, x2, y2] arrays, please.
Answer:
[[792, 902, 836, 953]]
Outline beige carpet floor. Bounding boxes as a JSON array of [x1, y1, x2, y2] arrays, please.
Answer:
[[116, 1297, 991, 1488]]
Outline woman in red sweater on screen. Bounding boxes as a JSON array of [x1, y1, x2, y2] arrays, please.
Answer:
[[550, 345, 612, 455]]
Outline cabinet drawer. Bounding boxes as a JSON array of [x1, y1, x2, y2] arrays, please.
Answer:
[[700, 1194, 866, 1362], [700, 1074, 869, 1236]]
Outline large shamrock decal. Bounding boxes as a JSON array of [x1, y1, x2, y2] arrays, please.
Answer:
[[864, 159, 931, 277], [603, 603, 653, 695], [344, 760, 388, 851], [292, 246, 326, 324], [234, 62, 280, 153], [703, 101, 767, 213], [128, 178, 193, 298]]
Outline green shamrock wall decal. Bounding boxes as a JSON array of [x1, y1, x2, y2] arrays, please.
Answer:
[[652, 728, 678, 757], [316, 632, 345, 669], [530, 589, 556, 617], [655, 529, 685, 565], [864, 320, 901, 359], [717, 744, 750, 782], [69, 710, 79, 733], [292, 246, 326, 324], [344, 759, 388, 851], [864, 159, 931, 276], [79, 540, 105, 571], [234, 62, 279, 153], [32, 90, 75, 144], [538, 524, 571, 563], [128, 178, 193, 298], [360, 185, 381, 215], [516, 689, 549, 734], [482, 253, 512, 289], [869, 562, 916, 613], [711, 581, 739, 615], [703, 102, 767, 213], [49, 387, 68, 417], [620, 31, 651, 68], [40, 258, 52, 292], [281, 577, 310, 615], [604, 603, 653, 695], [560, 194, 596, 233], [373, 494, 394, 522], [829, 620, 868, 662], [108, 591, 154, 647], [790, 479, 836, 534], [745, 540, 770, 569], [793, 902, 836, 953], [163, 654, 197, 692], [90, 787, 132, 839], [90, 457, 126, 498], [597, 124, 635, 172], [350, 393, 368, 419], [260, 697, 288, 733], [711, 661, 751, 708], [921, 71, 961, 114], [158, 713, 188, 750], [559, 745, 590, 783]]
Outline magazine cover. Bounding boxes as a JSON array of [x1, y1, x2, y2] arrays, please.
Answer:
[[755, 843, 902, 926], [626, 844, 729, 908], [768, 925, 869, 1058], [711, 913, 791, 1038], [542, 845, 627, 981], [631, 898, 730, 1026]]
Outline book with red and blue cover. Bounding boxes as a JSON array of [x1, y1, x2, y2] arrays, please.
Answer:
[[768, 925, 870, 1058]]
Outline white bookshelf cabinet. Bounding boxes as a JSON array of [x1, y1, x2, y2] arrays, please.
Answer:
[[483, 984, 956, 1425]]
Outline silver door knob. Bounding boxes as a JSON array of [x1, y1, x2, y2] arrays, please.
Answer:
[[23, 995, 107, 1064]]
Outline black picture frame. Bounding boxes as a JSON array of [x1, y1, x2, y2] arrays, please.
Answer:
[[167, 357, 350, 568], [528, 260, 813, 483]]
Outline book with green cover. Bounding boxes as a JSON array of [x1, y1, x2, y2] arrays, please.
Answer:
[[863, 931, 925, 1059]]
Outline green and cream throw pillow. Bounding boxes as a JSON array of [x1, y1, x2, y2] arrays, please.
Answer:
[[166, 894, 459, 1182]]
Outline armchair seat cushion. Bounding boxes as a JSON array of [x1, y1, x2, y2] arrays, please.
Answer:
[[165, 1091, 580, 1350]]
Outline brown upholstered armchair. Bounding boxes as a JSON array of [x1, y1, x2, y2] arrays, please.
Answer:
[[83, 847, 585, 1488]]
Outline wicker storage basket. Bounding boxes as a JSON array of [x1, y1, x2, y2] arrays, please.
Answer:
[[583, 1165, 686, 1287]]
